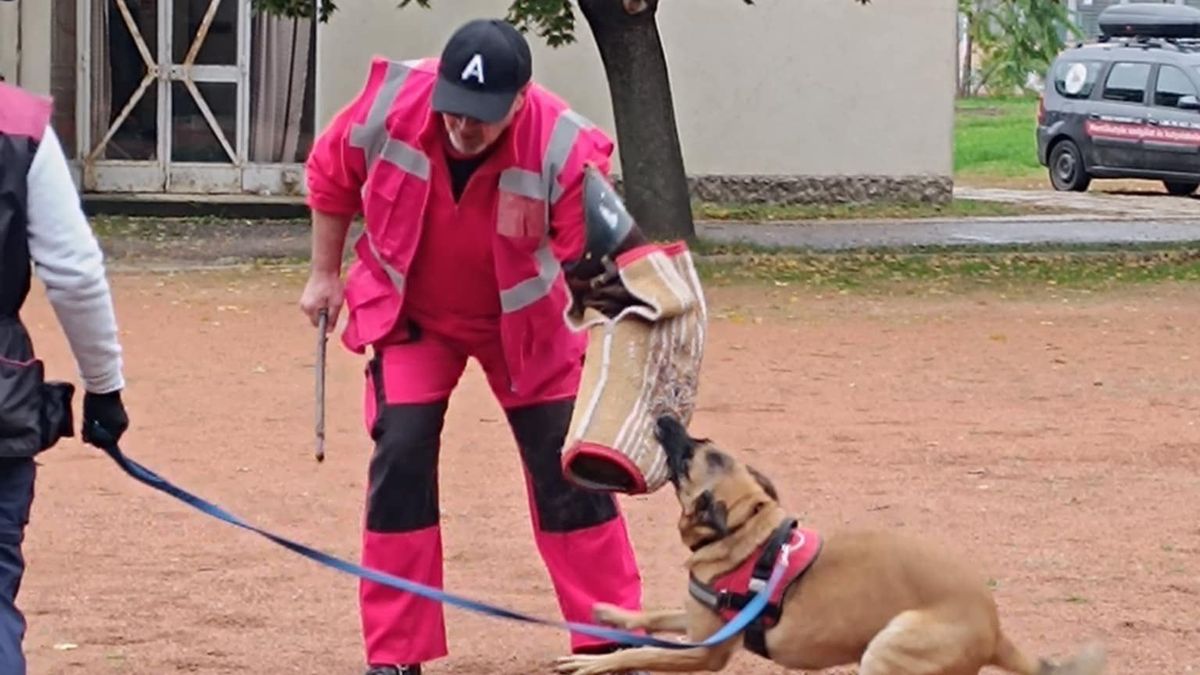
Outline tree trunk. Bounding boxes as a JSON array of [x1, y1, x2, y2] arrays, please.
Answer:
[[578, 0, 695, 242], [960, 22, 974, 97]]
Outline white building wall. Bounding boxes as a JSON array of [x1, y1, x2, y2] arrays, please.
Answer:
[[315, 0, 957, 180]]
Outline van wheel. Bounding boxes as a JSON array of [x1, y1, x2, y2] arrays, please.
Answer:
[[1049, 140, 1090, 192], [1163, 180, 1198, 196]]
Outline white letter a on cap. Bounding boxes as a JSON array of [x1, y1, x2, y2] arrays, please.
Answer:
[[461, 53, 485, 84]]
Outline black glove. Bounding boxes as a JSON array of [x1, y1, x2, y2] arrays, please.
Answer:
[[82, 390, 130, 448]]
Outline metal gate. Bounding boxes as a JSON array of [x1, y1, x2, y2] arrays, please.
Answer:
[[75, 0, 307, 195]]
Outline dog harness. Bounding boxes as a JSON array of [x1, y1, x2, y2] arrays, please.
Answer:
[[687, 518, 822, 659]]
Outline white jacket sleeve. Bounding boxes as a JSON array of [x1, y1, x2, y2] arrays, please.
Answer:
[[25, 125, 125, 394]]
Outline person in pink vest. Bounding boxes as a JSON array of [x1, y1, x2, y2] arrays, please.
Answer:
[[300, 17, 652, 675]]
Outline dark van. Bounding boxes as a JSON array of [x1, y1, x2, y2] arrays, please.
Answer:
[[1038, 3, 1200, 195]]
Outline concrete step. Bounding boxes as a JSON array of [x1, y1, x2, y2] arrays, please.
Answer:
[[82, 192, 309, 220]]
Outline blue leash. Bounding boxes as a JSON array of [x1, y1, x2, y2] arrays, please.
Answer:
[[90, 427, 781, 650]]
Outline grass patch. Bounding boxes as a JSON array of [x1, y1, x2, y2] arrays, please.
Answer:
[[694, 197, 1069, 222], [90, 215, 310, 238], [693, 243, 1200, 293], [955, 96, 1044, 184]]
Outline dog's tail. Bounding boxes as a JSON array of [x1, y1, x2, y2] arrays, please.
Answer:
[[990, 634, 1106, 675]]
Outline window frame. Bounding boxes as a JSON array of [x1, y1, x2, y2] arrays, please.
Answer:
[[1052, 58, 1106, 100], [1100, 60, 1154, 105], [1152, 63, 1200, 109]]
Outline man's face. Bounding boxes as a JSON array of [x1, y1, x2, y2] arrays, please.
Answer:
[[442, 88, 527, 156]]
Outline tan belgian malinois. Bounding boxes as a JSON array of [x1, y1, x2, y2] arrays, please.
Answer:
[[553, 415, 1106, 675]]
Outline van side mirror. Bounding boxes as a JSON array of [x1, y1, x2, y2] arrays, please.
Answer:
[[1178, 94, 1200, 110]]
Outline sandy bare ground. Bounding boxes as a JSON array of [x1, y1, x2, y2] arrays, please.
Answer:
[[13, 267, 1199, 674]]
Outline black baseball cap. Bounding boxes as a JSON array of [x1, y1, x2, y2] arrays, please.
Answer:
[[432, 19, 533, 123]]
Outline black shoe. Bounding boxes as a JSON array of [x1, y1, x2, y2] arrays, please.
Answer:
[[365, 666, 420, 675]]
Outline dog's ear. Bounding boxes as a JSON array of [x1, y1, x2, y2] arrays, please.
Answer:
[[746, 464, 779, 502], [693, 489, 729, 537]]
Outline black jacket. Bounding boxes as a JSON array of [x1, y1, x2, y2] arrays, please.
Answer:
[[0, 83, 76, 457]]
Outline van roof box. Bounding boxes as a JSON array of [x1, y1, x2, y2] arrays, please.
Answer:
[[1099, 4, 1200, 39]]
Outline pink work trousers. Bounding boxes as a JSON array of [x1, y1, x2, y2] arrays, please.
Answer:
[[358, 319, 643, 667]]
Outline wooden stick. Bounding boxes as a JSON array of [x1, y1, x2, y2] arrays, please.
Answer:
[[315, 308, 328, 463]]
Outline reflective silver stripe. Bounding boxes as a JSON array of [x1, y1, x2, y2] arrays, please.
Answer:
[[360, 231, 405, 292], [687, 577, 720, 611], [496, 108, 594, 314], [542, 109, 593, 205], [348, 59, 416, 168], [500, 243, 559, 312], [379, 138, 431, 181], [498, 168, 543, 199]]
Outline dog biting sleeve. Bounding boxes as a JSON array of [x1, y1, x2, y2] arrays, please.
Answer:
[[559, 240, 708, 494]]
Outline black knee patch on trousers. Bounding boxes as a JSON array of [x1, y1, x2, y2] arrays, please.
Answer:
[[507, 400, 618, 533], [366, 400, 449, 533]]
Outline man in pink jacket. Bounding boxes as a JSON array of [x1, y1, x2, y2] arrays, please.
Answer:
[[300, 17, 650, 675]]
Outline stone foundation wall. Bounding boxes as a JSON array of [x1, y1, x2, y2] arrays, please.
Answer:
[[612, 174, 954, 206]]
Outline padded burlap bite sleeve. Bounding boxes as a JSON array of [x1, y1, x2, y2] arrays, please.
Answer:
[[560, 241, 708, 494]]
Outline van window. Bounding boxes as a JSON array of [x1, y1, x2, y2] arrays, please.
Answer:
[[1053, 60, 1102, 99], [1101, 62, 1152, 103], [1153, 64, 1198, 107]]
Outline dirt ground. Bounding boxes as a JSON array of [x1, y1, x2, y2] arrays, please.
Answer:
[[13, 267, 1199, 674]]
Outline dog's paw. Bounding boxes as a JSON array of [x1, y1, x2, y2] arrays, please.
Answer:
[[592, 602, 638, 629], [553, 654, 611, 675]]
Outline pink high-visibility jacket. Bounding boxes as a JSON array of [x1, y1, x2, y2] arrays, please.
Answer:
[[305, 56, 616, 396]]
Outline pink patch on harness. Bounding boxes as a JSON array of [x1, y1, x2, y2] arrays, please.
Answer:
[[708, 526, 822, 623]]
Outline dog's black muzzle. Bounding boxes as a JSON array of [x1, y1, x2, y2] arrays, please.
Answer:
[[654, 414, 693, 487]]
